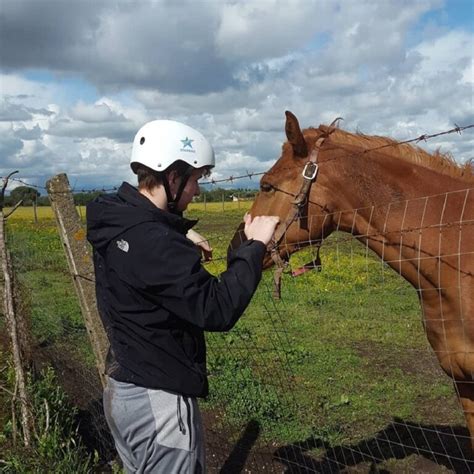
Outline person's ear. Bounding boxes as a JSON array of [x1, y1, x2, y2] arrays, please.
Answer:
[[167, 170, 182, 191], [167, 169, 177, 184]]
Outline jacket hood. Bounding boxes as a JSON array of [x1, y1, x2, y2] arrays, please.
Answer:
[[86, 182, 196, 251]]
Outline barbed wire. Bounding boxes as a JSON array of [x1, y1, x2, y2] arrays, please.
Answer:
[[3, 122, 473, 195], [199, 170, 266, 186], [352, 123, 474, 155]]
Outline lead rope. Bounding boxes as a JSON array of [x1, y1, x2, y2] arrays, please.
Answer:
[[271, 249, 289, 299], [291, 245, 322, 277]]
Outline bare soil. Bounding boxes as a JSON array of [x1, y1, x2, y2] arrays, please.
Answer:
[[202, 409, 472, 473]]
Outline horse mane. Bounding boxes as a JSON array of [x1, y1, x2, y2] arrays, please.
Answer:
[[311, 125, 474, 182]]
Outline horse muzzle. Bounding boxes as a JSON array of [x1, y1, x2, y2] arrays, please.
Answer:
[[229, 221, 288, 268]]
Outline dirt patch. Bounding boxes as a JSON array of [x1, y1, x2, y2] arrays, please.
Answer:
[[201, 410, 472, 473], [353, 339, 464, 426], [353, 339, 444, 380], [0, 326, 10, 350], [203, 410, 287, 473]]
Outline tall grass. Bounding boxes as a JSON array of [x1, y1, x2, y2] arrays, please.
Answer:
[[0, 362, 94, 473]]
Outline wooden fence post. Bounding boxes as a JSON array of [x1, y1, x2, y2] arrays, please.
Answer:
[[33, 195, 38, 224], [46, 173, 108, 387], [0, 218, 35, 447], [0, 171, 34, 447]]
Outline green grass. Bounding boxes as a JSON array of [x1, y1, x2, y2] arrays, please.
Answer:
[[5, 220, 95, 368], [2, 207, 465, 470], [0, 363, 94, 473]]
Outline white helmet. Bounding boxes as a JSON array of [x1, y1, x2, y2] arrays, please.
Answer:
[[130, 119, 215, 174]]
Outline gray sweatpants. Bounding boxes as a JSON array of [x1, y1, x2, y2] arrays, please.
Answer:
[[103, 377, 205, 473]]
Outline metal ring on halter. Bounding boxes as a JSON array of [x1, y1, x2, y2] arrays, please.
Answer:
[[302, 162, 319, 180]]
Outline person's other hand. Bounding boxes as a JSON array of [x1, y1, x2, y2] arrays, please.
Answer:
[[186, 229, 213, 261], [243, 212, 280, 246]]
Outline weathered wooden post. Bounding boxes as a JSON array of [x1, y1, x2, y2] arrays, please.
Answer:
[[46, 173, 108, 387], [33, 194, 38, 224], [0, 171, 34, 447]]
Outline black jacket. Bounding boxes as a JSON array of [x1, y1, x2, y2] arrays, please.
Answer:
[[86, 182, 266, 397]]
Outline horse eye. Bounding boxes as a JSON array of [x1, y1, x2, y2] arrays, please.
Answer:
[[260, 183, 273, 193]]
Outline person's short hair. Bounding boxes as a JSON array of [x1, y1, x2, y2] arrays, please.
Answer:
[[135, 164, 162, 191], [135, 162, 212, 192]]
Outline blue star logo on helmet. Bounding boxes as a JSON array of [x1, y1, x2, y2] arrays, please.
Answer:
[[181, 137, 194, 149]]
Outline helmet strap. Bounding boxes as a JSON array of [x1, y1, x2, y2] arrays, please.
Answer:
[[161, 176, 176, 212], [164, 167, 194, 214]]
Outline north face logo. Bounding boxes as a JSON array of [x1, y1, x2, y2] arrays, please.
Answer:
[[116, 239, 129, 252]]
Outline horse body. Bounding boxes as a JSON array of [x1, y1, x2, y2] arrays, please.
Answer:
[[235, 111, 474, 447]]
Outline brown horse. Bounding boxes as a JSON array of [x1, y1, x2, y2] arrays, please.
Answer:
[[231, 111, 474, 449]]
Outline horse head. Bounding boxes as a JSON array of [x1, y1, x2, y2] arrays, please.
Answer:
[[230, 111, 338, 269]]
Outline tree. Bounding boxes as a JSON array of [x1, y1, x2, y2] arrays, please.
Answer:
[[73, 191, 104, 206], [9, 186, 40, 206]]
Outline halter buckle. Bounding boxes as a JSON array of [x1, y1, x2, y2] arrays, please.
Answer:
[[302, 162, 319, 181]]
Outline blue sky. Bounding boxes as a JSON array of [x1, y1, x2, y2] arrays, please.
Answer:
[[1, 0, 472, 191]]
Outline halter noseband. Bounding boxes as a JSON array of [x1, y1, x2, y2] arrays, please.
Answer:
[[268, 120, 340, 299]]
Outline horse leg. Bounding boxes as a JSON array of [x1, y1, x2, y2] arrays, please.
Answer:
[[454, 380, 474, 452], [422, 303, 474, 452]]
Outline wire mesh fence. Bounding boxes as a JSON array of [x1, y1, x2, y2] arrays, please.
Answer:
[[2, 202, 472, 472], [1, 121, 473, 471]]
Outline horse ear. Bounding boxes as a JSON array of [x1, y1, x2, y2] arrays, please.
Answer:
[[285, 111, 308, 158]]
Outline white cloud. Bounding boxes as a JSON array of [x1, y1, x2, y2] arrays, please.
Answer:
[[415, 30, 473, 81], [216, 0, 327, 61], [70, 101, 127, 123], [13, 124, 43, 140], [0, 100, 32, 121]]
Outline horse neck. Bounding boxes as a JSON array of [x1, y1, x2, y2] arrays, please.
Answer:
[[324, 154, 472, 290]]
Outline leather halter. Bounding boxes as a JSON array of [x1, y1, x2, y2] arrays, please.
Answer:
[[268, 121, 340, 299]]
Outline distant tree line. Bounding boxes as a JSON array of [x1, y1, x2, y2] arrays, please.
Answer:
[[194, 187, 258, 202], [4, 186, 104, 207], [5, 186, 258, 207], [4, 186, 45, 206]]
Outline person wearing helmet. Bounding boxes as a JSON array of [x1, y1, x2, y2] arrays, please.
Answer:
[[86, 120, 279, 473]]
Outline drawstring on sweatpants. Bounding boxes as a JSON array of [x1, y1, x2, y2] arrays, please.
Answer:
[[177, 395, 186, 434]]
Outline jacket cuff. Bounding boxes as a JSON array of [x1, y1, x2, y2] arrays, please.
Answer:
[[238, 239, 267, 261]]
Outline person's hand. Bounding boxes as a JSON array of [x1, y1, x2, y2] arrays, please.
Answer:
[[186, 229, 213, 261], [243, 212, 280, 246]]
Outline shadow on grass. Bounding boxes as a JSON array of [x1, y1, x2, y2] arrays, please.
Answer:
[[220, 419, 261, 473], [76, 397, 116, 464], [273, 418, 473, 473]]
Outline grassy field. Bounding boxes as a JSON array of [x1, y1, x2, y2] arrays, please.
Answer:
[[4, 200, 252, 221], [1, 205, 469, 472]]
